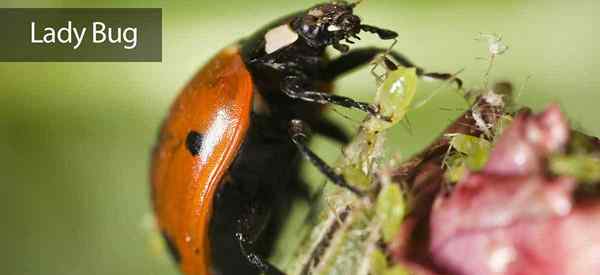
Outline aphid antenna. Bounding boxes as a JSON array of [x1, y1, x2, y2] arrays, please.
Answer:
[[514, 74, 532, 106], [441, 138, 455, 169], [385, 38, 399, 56], [483, 58, 496, 88], [331, 107, 362, 124], [451, 80, 469, 101], [412, 68, 465, 110], [325, 198, 345, 226], [439, 106, 469, 113], [400, 114, 414, 136], [443, 133, 462, 138]]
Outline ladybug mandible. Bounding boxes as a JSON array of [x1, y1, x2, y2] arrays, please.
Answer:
[[150, 2, 456, 275]]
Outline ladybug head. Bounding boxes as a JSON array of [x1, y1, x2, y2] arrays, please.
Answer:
[[291, 1, 397, 53]]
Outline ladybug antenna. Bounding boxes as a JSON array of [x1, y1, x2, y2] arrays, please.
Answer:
[[349, 0, 364, 8], [360, 24, 398, 40]]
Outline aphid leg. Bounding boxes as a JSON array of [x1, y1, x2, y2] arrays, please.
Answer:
[[369, 54, 397, 84], [411, 69, 466, 110], [281, 75, 379, 117], [401, 113, 414, 135], [288, 119, 364, 196]]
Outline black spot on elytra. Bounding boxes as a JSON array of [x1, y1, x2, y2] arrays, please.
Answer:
[[186, 131, 204, 156], [161, 231, 181, 263]]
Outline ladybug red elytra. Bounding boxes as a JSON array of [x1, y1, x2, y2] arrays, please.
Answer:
[[150, 2, 458, 275]]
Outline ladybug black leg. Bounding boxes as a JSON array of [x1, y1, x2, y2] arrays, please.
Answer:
[[233, 196, 286, 275], [324, 47, 463, 88], [289, 119, 364, 196], [282, 75, 380, 117], [235, 232, 285, 275]]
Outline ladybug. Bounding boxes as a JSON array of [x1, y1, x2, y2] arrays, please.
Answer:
[[150, 1, 458, 275]]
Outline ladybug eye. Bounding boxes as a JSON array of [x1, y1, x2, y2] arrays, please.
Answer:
[[296, 15, 320, 38], [303, 24, 320, 38], [339, 14, 360, 32]]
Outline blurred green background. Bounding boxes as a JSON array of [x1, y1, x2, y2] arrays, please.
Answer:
[[1, 0, 598, 274]]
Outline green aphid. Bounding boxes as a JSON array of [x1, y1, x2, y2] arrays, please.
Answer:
[[370, 249, 388, 275], [383, 266, 411, 275], [568, 131, 600, 155], [339, 129, 385, 185], [375, 183, 406, 242], [370, 249, 411, 275], [340, 162, 372, 189], [550, 154, 600, 183], [365, 60, 418, 132], [444, 153, 468, 183], [339, 56, 417, 182], [444, 133, 492, 182]]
